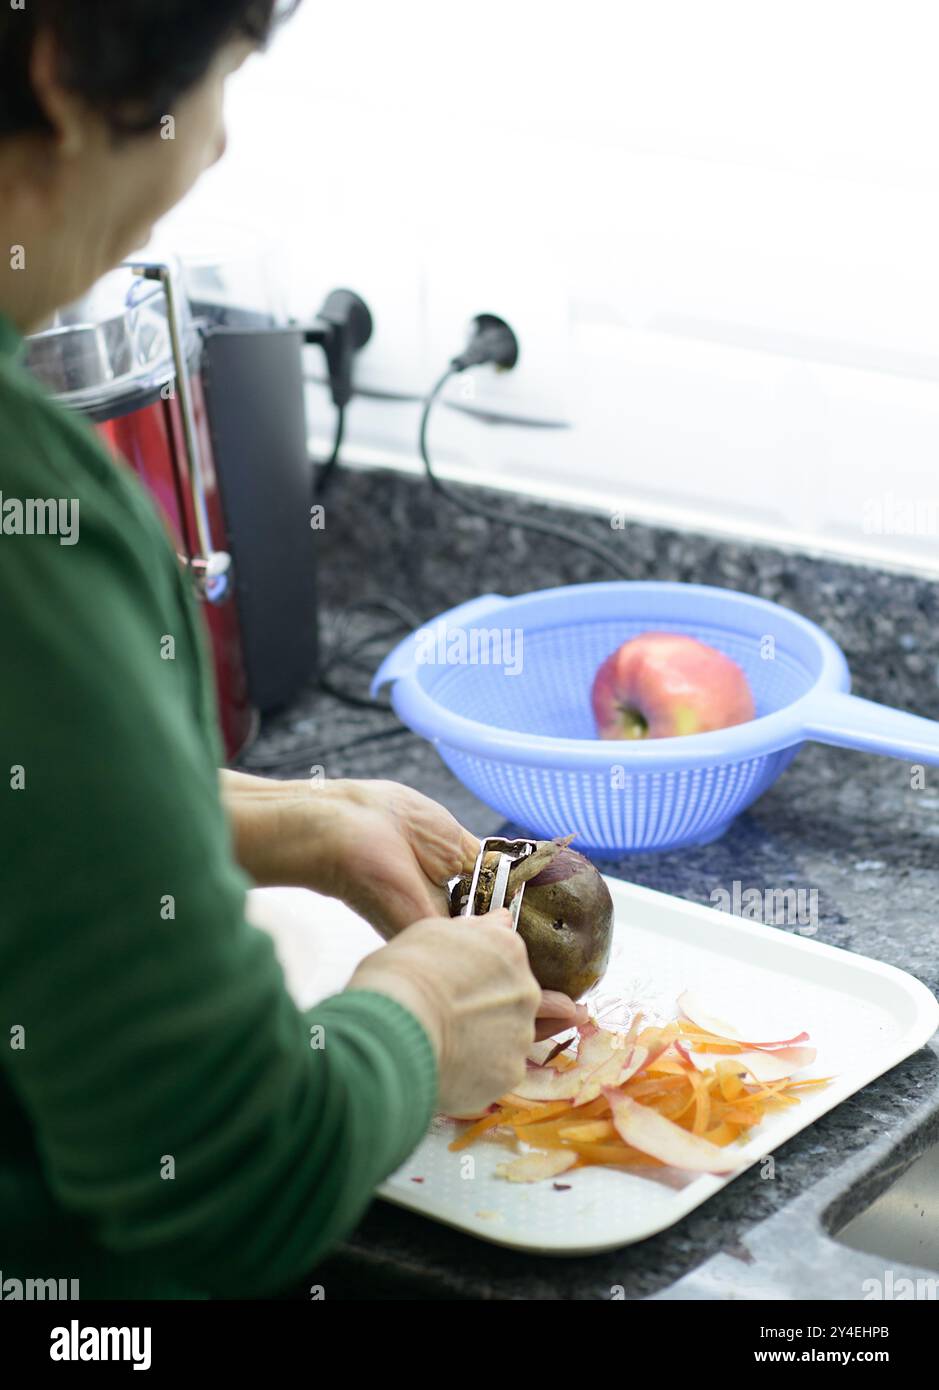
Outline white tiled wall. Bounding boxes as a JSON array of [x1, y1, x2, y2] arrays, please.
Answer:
[[156, 0, 939, 574]]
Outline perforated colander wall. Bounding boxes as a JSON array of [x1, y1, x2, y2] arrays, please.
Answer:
[[440, 744, 799, 851]]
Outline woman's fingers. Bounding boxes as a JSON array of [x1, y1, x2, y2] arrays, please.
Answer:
[[532, 991, 589, 1040], [399, 793, 477, 885], [537, 990, 587, 1021]]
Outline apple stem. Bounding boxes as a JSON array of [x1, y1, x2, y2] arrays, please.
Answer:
[[618, 706, 649, 739]]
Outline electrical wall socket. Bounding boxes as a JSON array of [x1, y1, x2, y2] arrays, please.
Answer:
[[305, 259, 428, 405], [423, 241, 572, 429]]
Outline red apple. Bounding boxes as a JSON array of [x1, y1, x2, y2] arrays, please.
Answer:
[[591, 632, 755, 740]]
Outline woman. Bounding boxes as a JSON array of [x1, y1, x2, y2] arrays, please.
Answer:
[[0, 0, 582, 1298]]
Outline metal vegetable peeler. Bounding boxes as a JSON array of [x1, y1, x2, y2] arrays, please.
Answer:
[[460, 836, 540, 930]]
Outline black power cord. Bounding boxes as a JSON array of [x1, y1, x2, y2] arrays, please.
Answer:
[[238, 598, 424, 773], [305, 288, 372, 497], [314, 401, 346, 496], [316, 597, 423, 711], [419, 317, 632, 578], [239, 724, 412, 774], [337, 596, 423, 628]]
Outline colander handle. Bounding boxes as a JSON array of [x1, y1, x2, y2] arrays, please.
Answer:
[[800, 691, 939, 765], [370, 592, 508, 696]]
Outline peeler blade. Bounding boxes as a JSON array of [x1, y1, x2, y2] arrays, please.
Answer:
[[460, 836, 539, 930]]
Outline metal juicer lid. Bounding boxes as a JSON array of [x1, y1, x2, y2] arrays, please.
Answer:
[[22, 265, 198, 412]]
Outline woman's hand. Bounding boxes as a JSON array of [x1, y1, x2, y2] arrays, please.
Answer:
[[220, 771, 588, 1038], [319, 779, 478, 937], [349, 910, 543, 1115], [220, 771, 476, 934]]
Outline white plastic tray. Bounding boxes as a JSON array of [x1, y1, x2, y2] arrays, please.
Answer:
[[247, 877, 939, 1256]]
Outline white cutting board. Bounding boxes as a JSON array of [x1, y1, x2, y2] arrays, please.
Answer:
[[246, 878, 939, 1256]]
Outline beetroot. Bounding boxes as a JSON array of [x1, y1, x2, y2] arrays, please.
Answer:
[[450, 837, 614, 1000]]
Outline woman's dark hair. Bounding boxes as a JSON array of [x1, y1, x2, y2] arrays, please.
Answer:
[[0, 0, 299, 139]]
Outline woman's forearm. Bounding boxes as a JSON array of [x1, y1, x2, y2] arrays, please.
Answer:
[[220, 768, 297, 797], [219, 770, 342, 894]]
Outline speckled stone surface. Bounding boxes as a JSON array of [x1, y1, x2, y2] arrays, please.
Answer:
[[241, 466, 939, 1301]]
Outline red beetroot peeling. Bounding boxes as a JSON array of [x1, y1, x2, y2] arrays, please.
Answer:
[[677, 990, 810, 1050], [605, 1090, 742, 1173], [688, 1046, 817, 1083], [449, 1006, 830, 1183]]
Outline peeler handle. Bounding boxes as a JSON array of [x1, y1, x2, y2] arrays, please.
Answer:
[[370, 593, 508, 697], [799, 690, 939, 766]]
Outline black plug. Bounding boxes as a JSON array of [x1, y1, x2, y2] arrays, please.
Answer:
[[450, 313, 519, 374], [305, 288, 373, 407]]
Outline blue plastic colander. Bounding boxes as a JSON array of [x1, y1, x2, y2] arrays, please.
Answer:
[[371, 582, 939, 853]]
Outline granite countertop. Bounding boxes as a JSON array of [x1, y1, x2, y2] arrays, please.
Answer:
[[240, 467, 939, 1301]]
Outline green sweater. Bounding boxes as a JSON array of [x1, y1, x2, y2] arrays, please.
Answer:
[[0, 312, 436, 1300]]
